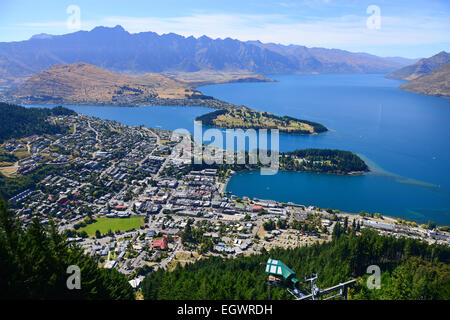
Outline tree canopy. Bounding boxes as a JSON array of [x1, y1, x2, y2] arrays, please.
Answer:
[[0, 197, 134, 300], [142, 229, 449, 300], [0, 103, 75, 143]]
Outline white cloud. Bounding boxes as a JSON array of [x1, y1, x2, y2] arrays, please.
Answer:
[[99, 13, 450, 47], [14, 12, 450, 51], [19, 21, 69, 28]]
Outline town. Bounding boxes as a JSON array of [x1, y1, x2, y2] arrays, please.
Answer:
[[1, 112, 449, 292]]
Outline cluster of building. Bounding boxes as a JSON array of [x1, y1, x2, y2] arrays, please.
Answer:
[[2, 113, 449, 288]]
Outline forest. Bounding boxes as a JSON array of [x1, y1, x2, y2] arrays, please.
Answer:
[[142, 228, 449, 300], [0, 197, 134, 299], [0, 103, 75, 143]]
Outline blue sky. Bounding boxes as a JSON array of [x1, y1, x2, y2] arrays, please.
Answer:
[[0, 0, 449, 58]]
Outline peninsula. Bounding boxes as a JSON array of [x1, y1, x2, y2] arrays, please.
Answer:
[[3, 62, 229, 108], [184, 148, 368, 177], [195, 108, 328, 134]]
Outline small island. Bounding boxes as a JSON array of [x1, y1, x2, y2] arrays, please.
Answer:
[[183, 148, 369, 177], [195, 107, 328, 134]]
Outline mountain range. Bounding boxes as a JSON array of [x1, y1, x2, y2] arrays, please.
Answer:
[[386, 51, 450, 80], [0, 25, 416, 92], [385, 51, 450, 98]]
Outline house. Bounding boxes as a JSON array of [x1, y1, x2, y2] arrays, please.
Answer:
[[161, 228, 180, 236], [153, 237, 168, 250], [362, 220, 394, 231], [93, 151, 109, 159], [57, 197, 70, 206], [104, 260, 117, 269], [128, 276, 144, 289], [428, 229, 449, 241]]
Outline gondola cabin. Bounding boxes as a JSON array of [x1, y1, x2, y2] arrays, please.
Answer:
[[265, 258, 299, 288]]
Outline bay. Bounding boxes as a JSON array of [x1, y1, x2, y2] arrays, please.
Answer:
[[201, 74, 450, 224], [27, 104, 212, 133]]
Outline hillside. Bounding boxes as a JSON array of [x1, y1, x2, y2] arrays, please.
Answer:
[[0, 25, 411, 92], [387, 51, 450, 80], [142, 229, 450, 300], [4, 63, 222, 106], [0, 103, 75, 143], [399, 62, 450, 98], [0, 197, 135, 299]]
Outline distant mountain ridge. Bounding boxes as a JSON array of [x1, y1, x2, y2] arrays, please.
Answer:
[[0, 25, 414, 92], [386, 51, 450, 80]]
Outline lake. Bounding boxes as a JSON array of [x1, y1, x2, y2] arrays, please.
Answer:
[[27, 105, 213, 133], [28, 74, 450, 224], [201, 74, 450, 224]]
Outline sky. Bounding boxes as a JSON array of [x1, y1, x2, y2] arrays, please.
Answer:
[[0, 0, 449, 58]]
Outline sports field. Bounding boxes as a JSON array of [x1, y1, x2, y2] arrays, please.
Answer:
[[80, 216, 145, 236]]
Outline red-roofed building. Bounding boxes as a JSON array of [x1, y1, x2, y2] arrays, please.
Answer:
[[153, 237, 168, 250], [253, 205, 263, 212], [57, 197, 70, 206]]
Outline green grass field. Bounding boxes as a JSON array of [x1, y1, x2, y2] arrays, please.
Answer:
[[80, 216, 145, 236]]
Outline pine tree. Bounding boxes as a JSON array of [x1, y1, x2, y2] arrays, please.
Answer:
[[343, 216, 348, 233], [332, 221, 341, 240], [0, 196, 134, 300]]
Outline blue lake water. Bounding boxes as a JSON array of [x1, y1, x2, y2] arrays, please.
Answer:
[[27, 105, 213, 133], [28, 74, 450, 224], [200, 74, 450, 224]]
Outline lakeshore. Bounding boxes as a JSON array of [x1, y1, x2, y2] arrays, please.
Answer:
[[202, 74, 450, 225], [1, 105, 448, 290], [20, 73, 450, 225]]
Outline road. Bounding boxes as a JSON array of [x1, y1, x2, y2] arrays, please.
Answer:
[[159, 239, 182, 269]]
